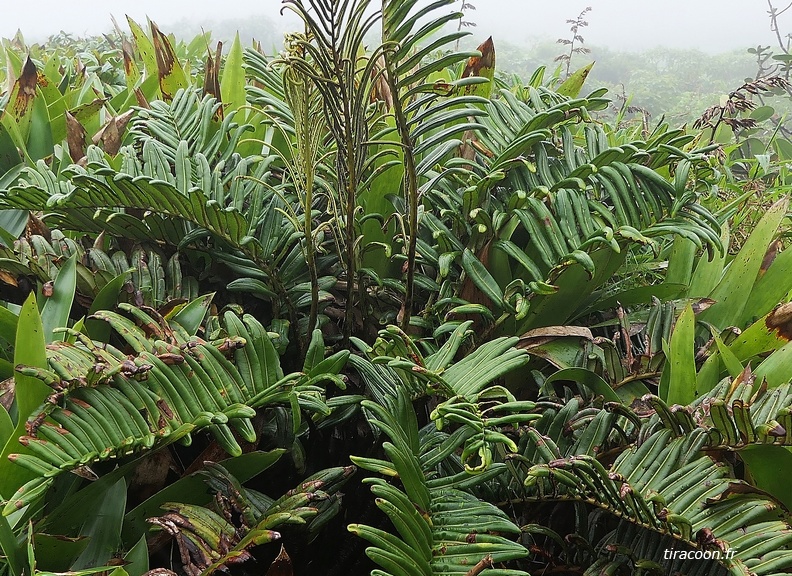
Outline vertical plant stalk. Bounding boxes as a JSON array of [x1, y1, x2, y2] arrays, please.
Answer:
[[280, 0, 380, 343], [455, 0, 477, 51], [283, 65, 321, 334], [382, 53, 419, 330], [342, 101, 360, 343], [555, 6, 592, 78]]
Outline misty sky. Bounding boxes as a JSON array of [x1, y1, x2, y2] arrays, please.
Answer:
[[1, 1, 783, 53]]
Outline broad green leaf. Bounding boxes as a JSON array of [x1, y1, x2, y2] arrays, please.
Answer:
[[699, 197, 788, 331], [544, 368, 621, 402], [557, 62, 594, 98], [712, 330, 743, 379], [41, 254, 77, 343], [85, 270, 131, 342], [220, 33, 247, 115], [462, 248, 504, 309], [171, 292, 214, 335], [519, 247, 628, 331], [740, 243, 792, 327], [72, 478, 126, 569], [123, 449, 285, 541], [0, 514, 21, 576], [0, 209, 27, 248], [695, 352, 721, 397], [665, 236, 696, 288], [687, 223, 729, 298], [581, 283, 687, 317], [0, 406, 12, 448], [0, 294, 48, 499], [150, 21, 188, 101], [303, 328, 325, 373], [728, 307, 791, 361], [12, 293, 48, 423], [753, 339, 792, 388], [14, 293, 51, 420], [32, 533, 89, 573], [661, 304, 696, 404], [126, 17, 157, 81], [0, 305, 18, 344], [740, 445, 792, 510], [0, 115, 27, 161], [750, 105, 775, 122], [360, 121, 400, 277], [0, 121, 22, 175], [122, 536, 148, 576], [26, 90, 53, 161], [774, 137, 792, 161]]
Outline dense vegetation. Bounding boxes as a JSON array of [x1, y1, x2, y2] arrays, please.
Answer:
[[0, 1, 790, 575]]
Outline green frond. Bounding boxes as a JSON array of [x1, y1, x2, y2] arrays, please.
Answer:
[[145, 462, 354, 574], [499, 393, 792, 575], [352, 388, 530, 576], [7, 309, 346, 492]]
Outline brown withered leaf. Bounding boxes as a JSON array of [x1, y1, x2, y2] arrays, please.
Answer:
[[691, 298, 716, 315], [130, 448, 175, 501], [704, 481, 780, 507], [760, 238, 782, 277], [518, 326, 594, 369], [150, 21, 174, 71], [461, 36, 495, 80], [122, 37, 137, 78], [134, 87, 150, 109], [116, 108, 135, 132], [101, 118, 121, 155], [26, 212, 49, 241], [203, 42, 223, 108], [92, 111, 134, 156], [766, 301, 792, 341], [369, 54, 393, 111], [150, 21, 186, 101], [65, 111, 88, 163], [0, 270, 18, 287], [265, 546, 293, 576], [9, 56, 38, 120], [725, 364, 756, 402], [463, 554, 494, 576], [458, 129, 478, 161], [457, 36, 492, 163], [518, 326, 594, 349], [0, 378, 14, 412], [749, 377, 768, 405]]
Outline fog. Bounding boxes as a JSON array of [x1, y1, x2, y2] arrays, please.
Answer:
[[0, 0, 781, 53]]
